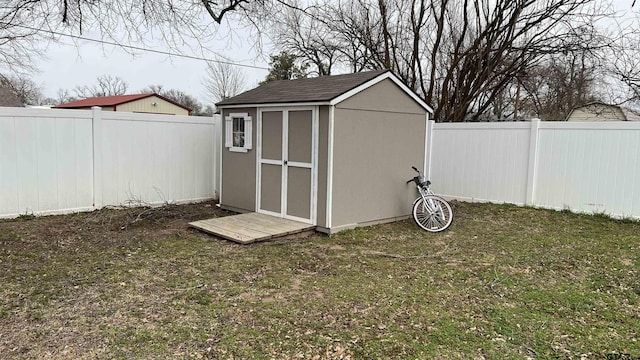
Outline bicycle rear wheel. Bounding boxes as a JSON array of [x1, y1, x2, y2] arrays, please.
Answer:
[[412, 195, 453, 232]]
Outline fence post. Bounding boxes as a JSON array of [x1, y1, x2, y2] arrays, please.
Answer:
[[92, 106, 103, 209], [425, 119, 435, 180], [525, 119, 540, 206], [212, 114, 222, 201]]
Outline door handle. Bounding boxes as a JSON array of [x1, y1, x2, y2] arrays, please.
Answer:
[[284, 160, 288, 165]]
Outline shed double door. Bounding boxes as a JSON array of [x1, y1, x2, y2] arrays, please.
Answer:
[[257, 108, 317, 224]]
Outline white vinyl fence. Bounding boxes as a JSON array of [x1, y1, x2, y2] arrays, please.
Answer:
[[427, 120, 640, 219], [0, 107, 221, 218], [4, 107, 638, 220]]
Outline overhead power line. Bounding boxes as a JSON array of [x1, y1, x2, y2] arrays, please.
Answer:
[[9, 23, 269, 71]]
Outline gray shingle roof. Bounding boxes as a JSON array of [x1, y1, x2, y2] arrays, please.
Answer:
[[217, 70, 389, 106]]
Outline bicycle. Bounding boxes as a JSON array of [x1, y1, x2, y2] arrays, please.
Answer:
[[406, 166, 453, 232]]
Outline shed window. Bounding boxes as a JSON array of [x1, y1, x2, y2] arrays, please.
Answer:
[[225, 113, 252, 152], [232, 117, 245, 147]]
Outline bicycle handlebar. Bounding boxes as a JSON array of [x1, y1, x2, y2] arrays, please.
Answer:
[[407, 166, 431, 187], [408, 166, 421, 184]]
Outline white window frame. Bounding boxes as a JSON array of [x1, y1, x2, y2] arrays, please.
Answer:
[[225, 112, 253, 152]]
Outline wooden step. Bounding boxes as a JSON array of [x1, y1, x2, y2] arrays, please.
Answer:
[[189, 212, 315, 244]]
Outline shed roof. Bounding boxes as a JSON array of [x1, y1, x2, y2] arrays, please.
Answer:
[[53, 93, 192, 112], [217, 70, 433, 113]]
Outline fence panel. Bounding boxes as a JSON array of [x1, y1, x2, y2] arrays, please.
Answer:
[[534, 122, 640, 218], [98, 111, 218, 206], [430, 122, 531, 205], [0, 107, 221, 218], [429, 120, 640, 219], [0, 108, 94, 217]]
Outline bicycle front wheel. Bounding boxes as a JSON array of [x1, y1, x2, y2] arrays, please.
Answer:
[[412, 195, 453, 232]]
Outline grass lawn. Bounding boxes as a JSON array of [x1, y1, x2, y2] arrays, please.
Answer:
[[1, 201, 639, 359]]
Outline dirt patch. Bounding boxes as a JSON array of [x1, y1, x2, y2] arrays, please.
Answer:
[[0, 200, 227, 248]]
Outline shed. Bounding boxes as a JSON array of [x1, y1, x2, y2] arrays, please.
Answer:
[[216, 70, 433, 234], [54, 93, 191, 115], [566, 102, 640, 122]]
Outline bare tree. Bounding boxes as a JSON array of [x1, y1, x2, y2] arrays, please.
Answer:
[[2, 0, 635, 121], [74, 74, 128, 98], [140, 85, 207, 115], [0, 73, 43, 105], [324, 0, 389, 72], [608, 27, 640, 102], [273, 0, 612, 121], [0, 0, 263, 76], [273, 6, 340, 76], [0, 2, 54, 72], [6, 0, 252, 32], [511, 50, 599, 120], [0, 0, 286, 54], [204, 59, 246, 103], [425, 0, 609, 121], [160, 88, 204, 115], [143, 84, 165, 95], [55, 88, 76, 104]]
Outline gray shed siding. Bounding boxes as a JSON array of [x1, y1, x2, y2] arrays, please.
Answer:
[[220, 107, 257, 213], [220, 106, 329, 226], [330, 79, 426, 230], [337, 78, 426, 114]]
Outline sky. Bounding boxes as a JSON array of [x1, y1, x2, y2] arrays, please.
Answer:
[[31, 21, 272, 106], [29, 0, 636, 106]]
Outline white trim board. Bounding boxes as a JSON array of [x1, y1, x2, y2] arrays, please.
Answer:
[[325, 105, 335, 230], [311, 105, 320, 226], [329, 72, 434, 114], [254, 108, 263, 214], [256, 106, 319, 225], [219, 102, 332, 109]]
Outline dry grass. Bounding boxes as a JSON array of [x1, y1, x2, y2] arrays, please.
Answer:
[[1, 201, 639, 359]]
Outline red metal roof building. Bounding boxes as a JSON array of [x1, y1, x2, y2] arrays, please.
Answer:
[[54, 93, 191, 115]]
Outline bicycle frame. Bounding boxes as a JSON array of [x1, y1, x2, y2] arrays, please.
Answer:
[[417, 181, 434, 200], [407, 166, 453, 232], [416, 181, 443, 214], [408, 166, 435, 201]]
